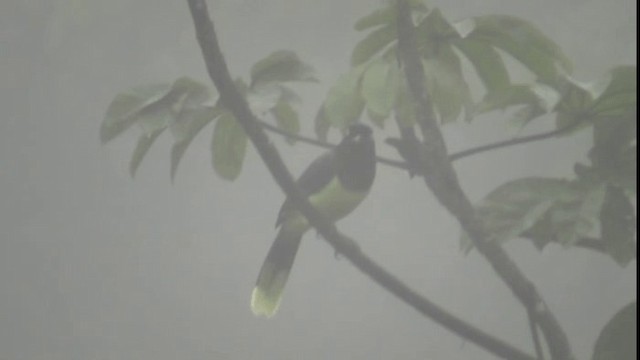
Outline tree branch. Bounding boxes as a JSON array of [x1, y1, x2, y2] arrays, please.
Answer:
[[186, 1, 537, 359], [528, 308, 546, 360], [256, 118, 408, 170], [258, 105, 583, 172], [449, 120, 583, 162], [394, 1, 574, 359]]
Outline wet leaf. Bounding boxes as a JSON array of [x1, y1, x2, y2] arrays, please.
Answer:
[[361, 59, 400, 121], [211, 112, 248, 181], [250, 50, 317, 87], [465, 15, 572, 84], [170, 106, 221, 180], [271, 101, 300, 144], [101, 83, 173, 143], [592, 302, 637, 360], [461, 177, 572, 252], [453, 38, 510, 93], [351, 25, 397, 66], [323, 66, 366, 129], [129, 128, 164, 178]]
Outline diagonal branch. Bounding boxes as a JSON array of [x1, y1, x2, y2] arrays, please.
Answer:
[[186, 1, 536, 359], [257, 103, 583, 172], [394, 1, 574, 359], [528, 308, 546, 359], [449, 119, 584, 162]]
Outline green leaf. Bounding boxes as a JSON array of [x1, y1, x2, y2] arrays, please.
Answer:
[[171, 76, 211, 107], [101, 83, 173, 143], [475, 83, 559, 127], [466, 15, 572, 84], [135, 77, 212, 136], [600, 143, 638, 194], [271, 101, 300, 144], [354, 6, 395, 31], [314, 107, 330, 141], [323, 66, 366, 129], [275, 84, 303, 104], [367, 108, 387, 128], [462, 178, 571, 252], [250, 50, 317, 87], [353, 1, 427, 31], [102, 77, 214, 179], [592, 113, 637, 167], [247, 84, 283, 116], [549, 183, 606, 246], [422, 47, 473, 123], [475, 84, 540, 113], [590, 110, 637, 192], [170, 106, 221, 180], [100, 77, 212, 144], [246, 83, 302, 120], [590, 66, 637, 118], [129, 128, 164, 178], [616, 144, 637, 194], [211, 112, 248, 181], [351, 25, 397, 66], [600, 186, 637, 266], [497, 87, 558, 129], [361, 59, 400, 121], [592, 302, 637, 360], [555, 77, 595, 129], [135, 104, 176, 135], [509, 104, 546, 129], [521, 166, 602, 251], [554, 111, 592, 135], [462, 178, 611, 252], [415, 8, 460, 58], [453, 38, 510, 93], [520, 176, 608, 250]]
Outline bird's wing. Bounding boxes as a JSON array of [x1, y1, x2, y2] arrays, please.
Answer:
[[275, 151, 336, 227]]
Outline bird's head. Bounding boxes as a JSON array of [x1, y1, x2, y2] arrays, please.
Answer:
[[346, 123, 373, 142], [340, 123, 374, 155], [335, 123, 376, 190]]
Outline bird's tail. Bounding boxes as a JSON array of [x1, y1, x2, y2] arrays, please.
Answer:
[[251, 228, 303, 318]]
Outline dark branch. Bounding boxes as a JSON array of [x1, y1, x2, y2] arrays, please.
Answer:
[[186, 1, 536, 359], [258, 104, 583, 172], [449, 120, 584, 162], [394, 1, 574, 359], [528, 308, 546, 360]]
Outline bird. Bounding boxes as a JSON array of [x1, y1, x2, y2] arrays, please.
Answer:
[[251, 123, 376, 318]]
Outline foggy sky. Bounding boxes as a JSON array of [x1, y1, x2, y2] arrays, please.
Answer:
[[1, 0, 636, 359]]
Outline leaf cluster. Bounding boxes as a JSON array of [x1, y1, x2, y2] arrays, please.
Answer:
[[101, 51, 315, 180], [102, 2, 636, 357], [101, 1, 636, 266]]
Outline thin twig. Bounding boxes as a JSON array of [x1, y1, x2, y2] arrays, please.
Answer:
[[449, 120, 583, 162], [258, 108, 581, 171]]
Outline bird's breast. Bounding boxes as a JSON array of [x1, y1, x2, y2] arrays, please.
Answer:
[[281, 177, 369, 234]]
